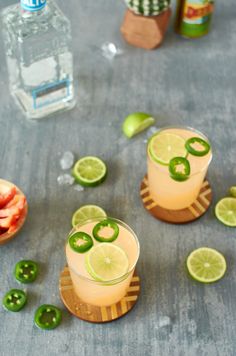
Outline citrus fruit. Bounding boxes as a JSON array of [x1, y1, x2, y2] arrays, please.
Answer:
[[215, 197, 236, 227], [72, 205, 107, 227], [148, 132, 186, 165], [187, 247, 227, 283], [229, 186, 236, 198], [85, 243, 129, 282], [122, 112, 155, 138], [72, 156, 107, 187]]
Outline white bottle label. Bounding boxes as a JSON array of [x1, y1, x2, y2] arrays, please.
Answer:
[[21, 0, 46, 12]]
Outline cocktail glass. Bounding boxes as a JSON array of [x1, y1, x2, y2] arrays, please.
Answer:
[[147, 126, 212, 210], [66, 217, 140, 307]]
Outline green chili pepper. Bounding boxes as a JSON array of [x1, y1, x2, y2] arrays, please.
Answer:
[[34, 304, 62, 330], [14, 260, 38, 284], [3, 289, 27, 312], [185, 137, 211, 157], [169, 157, 191, 182], [93, 219, 119, 242], [69, 231, 93, 253]]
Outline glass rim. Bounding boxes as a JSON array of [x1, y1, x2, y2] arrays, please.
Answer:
[[147, 125, 213, 176], [66, 217, 140, 285]]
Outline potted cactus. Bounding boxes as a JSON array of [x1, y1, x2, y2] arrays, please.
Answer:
[[121, 0, 171, 50]]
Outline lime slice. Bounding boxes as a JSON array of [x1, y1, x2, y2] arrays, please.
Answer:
[[187, 247, 227, 283], [122, 112, 155, 138], [85, 243, 129, 282], [149, 133, 186, 165], [72, 205, 107, 227], [229, 186, 236, 198], [215, 197, 236, 227], [72, 156, 107, 187]]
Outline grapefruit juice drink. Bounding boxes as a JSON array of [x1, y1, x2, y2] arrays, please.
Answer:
[[66, 217, 140, 307], [147, 127, 212, 210]]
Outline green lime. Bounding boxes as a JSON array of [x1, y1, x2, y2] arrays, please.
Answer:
[[72, 156, 107, 187], [122, 112, 155, 138], [229, 186, 236, 198], [148, 132, 186, 165], [187, 247, 227, 283], [215, 197, 236, 227], [85, 243, 129, 282], [72, 205, 107, 227]]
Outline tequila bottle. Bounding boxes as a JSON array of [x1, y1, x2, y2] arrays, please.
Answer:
[[1, 0, 75, 119]]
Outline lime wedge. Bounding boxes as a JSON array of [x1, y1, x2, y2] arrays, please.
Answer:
[[72, 156, 107, 187], [187, 247, 227, 283], [122, 112, 155, 138], [85, 243, 129, 282], [215, 197, 236, 227], [149, 132, 186, 165], [72, 205, 107, 227], [229, 186, 236, 198]]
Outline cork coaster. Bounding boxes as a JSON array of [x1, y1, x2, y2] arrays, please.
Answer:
[[59, 266, 140, 323], [0, 179, 28, 245], [140, 175, 212, 224]]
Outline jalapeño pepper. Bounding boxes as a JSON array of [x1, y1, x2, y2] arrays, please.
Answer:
[[93, 219, 119, 243], [3, 289, 27, 312]]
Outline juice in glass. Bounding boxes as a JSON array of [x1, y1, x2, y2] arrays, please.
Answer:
[[66, 217, 140, 307], [147, 126, 212, 210]]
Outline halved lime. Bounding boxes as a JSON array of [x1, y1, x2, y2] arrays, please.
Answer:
[[72, 156, 107, 187], [215, 197, 236, 227], [148, 133, 186, 165], [229, 186, 236, 198], [187, 247, 227, 283], [85, 243, 129, 282], [72, 205, 107, 227], [122, 112, 155, 138]]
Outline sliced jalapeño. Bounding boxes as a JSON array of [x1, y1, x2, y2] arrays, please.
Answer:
[[14, 260, 38, 284], [169, 157, 191, 182], [69, 231, 93, 253], [185, 137, 210, 157], [34, 304, 62, 330], [93, 219, 119, 243], [3, 289, 27, 312]]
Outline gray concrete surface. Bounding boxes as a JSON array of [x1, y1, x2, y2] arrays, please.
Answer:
[[0, 1, 236, 355]]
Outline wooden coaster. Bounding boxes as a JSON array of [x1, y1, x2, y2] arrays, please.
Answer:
[[59, 266, 140, 323], [0, 179, 28, 245], [140, 175, 212, 224]]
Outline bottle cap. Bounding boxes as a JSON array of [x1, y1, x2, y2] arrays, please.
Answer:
[[21, 0, 46, 12]]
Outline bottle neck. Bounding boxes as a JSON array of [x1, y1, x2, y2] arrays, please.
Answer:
[[20, 0, 47, 18]]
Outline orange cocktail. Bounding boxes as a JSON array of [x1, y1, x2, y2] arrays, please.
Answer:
[[66, 217, 140, 307], [147, 126, 212, 210]]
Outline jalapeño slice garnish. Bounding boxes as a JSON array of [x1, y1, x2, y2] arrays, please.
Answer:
[[92, 219, 119, 243], [3, 289, 27, 312], [14, 260, 38, 284], [34, 304, 62, 330], [69, 231, 93, 253], [185, 137, 211, 157], [169, 157, 191, 182]]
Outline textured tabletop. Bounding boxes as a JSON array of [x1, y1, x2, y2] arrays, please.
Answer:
[[0, 1, 236, 355]]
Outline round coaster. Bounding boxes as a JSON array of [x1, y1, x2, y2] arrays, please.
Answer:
[[59, 266, 140, 323], [0, 179, 28, 245], [140, 175, 212, 224]]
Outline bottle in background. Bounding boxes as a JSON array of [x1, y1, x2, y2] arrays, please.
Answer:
[[175, 0, 214, 38], [1, 0, 75, 119]]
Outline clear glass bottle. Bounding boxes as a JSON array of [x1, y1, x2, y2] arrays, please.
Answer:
[[1, 0, 75, 119]]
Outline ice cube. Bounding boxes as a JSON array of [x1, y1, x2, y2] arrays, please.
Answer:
[[74, 184, 84, 192], [60, 151, 75, 170], [57, 174, 75, 186], [156, 315, 171, 328], [101, 42, 123, 60]]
